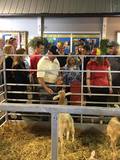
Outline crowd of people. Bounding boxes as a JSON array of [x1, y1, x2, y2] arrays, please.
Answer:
[[0, 37, 120, 108], [0, 38, 29, 102]]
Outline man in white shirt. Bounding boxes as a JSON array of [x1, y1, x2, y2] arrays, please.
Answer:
[[37, 45, 61, 103]]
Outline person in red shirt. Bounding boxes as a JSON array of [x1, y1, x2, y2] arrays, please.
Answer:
[[30, 41, 44, 103], [86, 57, 112, 107], [30, 41, 44, 84]]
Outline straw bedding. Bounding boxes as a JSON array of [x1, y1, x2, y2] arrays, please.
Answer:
[[0, 121, 120, 160]]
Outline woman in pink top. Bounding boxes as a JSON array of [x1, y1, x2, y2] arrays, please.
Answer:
[[86, 57, 112, 107]]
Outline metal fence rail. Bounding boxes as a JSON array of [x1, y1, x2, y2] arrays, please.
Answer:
[[3, 54, 120, 105]]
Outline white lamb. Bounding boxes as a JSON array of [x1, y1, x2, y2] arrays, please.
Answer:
[[107, 117, 120, 160], [107, 117, 120, 151], [53, 89, 75, 153]]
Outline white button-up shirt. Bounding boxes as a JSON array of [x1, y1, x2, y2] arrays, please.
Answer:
[[37, 55, 60, 83]]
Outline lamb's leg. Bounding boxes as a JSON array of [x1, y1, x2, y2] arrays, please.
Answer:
[[59, 140, 65, 160], [71, 124, 75, 142], [72, 132, 75, 142], [66, 130, 70, 141], [60, 137, 64, 156], [112, 151, 117, 160], [111, 139, 117, 152], [112, 144, 117, 160], [110, 139, 118, 160]]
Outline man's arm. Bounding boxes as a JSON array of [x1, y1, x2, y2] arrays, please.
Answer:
[[38, 77, 54, 94]]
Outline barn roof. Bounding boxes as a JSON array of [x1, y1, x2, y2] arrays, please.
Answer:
[[0, 0, 119, 17]]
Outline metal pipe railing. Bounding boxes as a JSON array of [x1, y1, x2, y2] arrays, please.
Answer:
[[1, 54, 120, 108]]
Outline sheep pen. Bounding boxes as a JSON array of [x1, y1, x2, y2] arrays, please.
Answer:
[[0, 120, 120, 160]]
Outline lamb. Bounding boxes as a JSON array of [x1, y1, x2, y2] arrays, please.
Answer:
[[53, 89, 71, 105], [53, 89, 75, 153], [107, 117, 120, 151], [107, 117, 120, 160]]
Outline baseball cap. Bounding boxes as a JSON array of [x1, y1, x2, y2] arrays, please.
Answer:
[[49, 45, 58, 55]]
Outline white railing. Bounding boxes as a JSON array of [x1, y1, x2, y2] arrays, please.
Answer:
[[2, 54, 120, 106]]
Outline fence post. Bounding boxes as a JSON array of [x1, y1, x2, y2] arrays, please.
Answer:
[[51, 112, 58, 160]]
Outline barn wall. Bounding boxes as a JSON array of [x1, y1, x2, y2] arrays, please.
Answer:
[[0, 17, 39, 39], [0, 16, 119, 41], [44, 17, 101, 33]]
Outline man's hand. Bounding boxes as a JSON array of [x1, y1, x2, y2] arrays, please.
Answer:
[[45, 87, 54, 94], [38, 77, 54, 94], [109, 87, 113, 94]]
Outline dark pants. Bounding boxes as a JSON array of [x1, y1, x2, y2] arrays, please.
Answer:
[[108, 86, 120, 106], [30, 74, 40, 103], [39, 83, 57, 104], [86, 87, 109, 107]]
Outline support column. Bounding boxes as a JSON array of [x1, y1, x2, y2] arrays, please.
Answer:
[[100, 17, 103, 40], [51, 112, 58, 160], [41, 16, 44, 38], [102, 17, 108, 39]]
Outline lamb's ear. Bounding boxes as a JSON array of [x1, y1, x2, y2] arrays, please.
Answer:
[[65, 92, 72, 97], [53, 95, 60, 101]]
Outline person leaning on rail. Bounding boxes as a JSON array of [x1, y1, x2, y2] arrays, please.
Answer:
[[86, 51, 113, 108], [30, 41, 45, 103], [107, 41, 120, 107], [63, 56, 81, 105], [37, 45, 63, 104], [11, 48, 30, 103], [4, 45, 15, 102]]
